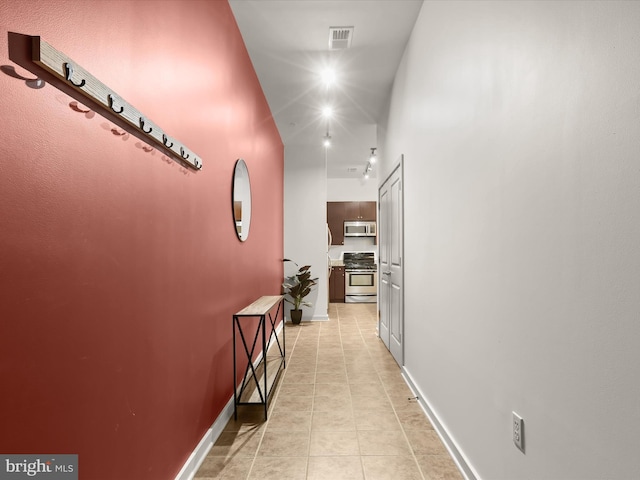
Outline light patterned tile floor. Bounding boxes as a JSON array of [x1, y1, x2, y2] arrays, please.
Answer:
[[194, 303, 464, 480]]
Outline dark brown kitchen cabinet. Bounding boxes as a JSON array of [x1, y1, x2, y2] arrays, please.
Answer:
[[329, 266, 345, 302], [344, 201, 376, 221], [327, 202, 346, 245], [358, 202, 377, 221], [327, 201, 376, 245]]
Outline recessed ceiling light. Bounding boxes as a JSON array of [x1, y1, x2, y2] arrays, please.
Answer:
[[321, 68, 336, 88]]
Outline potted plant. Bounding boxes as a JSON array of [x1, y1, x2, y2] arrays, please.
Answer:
[[282, 259, 318, 325]]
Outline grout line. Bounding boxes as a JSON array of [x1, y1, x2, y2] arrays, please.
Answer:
[[353, 302, 427, 480], [194, 304, 457, 479], [347, 304, 369, 480], [245, 324, 300, 480], [303, 315, 321, 478]]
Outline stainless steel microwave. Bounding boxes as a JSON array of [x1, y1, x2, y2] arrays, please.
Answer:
[[344, 221, 376, 237]]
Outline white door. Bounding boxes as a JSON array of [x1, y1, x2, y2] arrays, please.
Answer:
[[378, 160, 404, 366], [378, 184, 391, 349]]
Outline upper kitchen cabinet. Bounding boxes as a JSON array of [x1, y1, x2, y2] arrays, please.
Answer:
[[362, 202, 377, 220], [327, 202, 346, 245], [327, 201, 377, 245], [344, 201, 376, 221]]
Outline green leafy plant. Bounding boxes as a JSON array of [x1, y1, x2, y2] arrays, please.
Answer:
[[282, 259, 318, 311]]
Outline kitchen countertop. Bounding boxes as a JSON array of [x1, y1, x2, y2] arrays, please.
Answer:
[[330, 259, 344, 267]]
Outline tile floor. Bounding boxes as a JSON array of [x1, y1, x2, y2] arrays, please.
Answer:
[[194, 302, 463, 480]]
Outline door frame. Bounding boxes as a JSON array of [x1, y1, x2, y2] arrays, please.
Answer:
[[378, 155, 404, 366]]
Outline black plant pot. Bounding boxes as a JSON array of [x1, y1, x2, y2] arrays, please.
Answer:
[[290, 309, 303, 325]]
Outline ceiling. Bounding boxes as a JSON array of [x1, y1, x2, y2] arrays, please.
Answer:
[[228, 0, 423, 179]]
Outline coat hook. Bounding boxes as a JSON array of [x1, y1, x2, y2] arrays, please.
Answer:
[[180, 146, 190, 160], [194, 158, 202, 169], [108, 94, 124, 114], [63, 62, 86, 88], [162, 134, 173, 148], [139, 117, 152, 133]]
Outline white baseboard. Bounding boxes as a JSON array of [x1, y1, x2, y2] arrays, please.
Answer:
[[173, 396, 234, 480], [401, 368, 480, 480], [175, 321, 285, 480]]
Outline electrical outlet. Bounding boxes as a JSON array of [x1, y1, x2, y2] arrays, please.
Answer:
[[513, 412, 525, 453]]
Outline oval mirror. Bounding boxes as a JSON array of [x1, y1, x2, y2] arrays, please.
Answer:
[[232, 159, 252, 241]]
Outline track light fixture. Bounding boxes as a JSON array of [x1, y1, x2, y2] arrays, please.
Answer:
[[323, 133, 332, 148], [362, 147, 377, 179]]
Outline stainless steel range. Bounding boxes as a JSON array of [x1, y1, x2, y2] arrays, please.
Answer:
[[343, 252, 377, 303]]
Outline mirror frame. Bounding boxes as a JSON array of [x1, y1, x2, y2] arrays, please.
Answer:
[[232, 158, 252, 242]]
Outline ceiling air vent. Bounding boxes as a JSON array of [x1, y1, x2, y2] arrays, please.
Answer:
[[347, 167, 358, 173], [329, 27, 354, 50]]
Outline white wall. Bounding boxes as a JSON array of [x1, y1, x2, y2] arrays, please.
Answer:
[[327, 177, 378, 201], [284, 144, 329, 320], [380, 1, 640, 478]]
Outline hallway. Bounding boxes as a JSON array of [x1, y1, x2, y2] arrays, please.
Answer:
[[194, 303, 462, 479]]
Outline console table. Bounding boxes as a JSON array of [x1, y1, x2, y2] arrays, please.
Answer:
[[232, 295, 285, 420]]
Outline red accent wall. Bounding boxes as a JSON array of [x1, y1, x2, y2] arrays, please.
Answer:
[[0, 1, 283, 478]]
